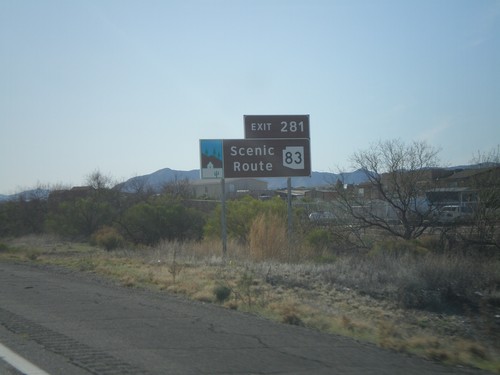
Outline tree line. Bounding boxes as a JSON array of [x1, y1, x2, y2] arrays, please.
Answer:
[[0, 170, 292, 250], [1, 141, 499, 253]]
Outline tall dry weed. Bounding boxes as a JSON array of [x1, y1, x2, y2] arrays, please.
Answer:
[[249, 213, 287, 261]]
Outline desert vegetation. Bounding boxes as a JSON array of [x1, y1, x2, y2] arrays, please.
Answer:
[[1, 144, 499, 373], [1, 226, 499, 373]]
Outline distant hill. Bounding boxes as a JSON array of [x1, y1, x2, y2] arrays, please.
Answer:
[[117, 167, 368, 192], [117, 168, 200, 193], [0, 188, 50, 202]]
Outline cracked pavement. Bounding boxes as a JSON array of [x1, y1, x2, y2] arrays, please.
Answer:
[[0, 262, 493, 375]]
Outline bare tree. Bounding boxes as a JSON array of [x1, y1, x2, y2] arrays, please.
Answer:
[[85, 169, 114, 191], [124, 176, 156, 199], [162, 176, 193, 200], [335, 139, 441, 240], [463, 145, 500, 250]]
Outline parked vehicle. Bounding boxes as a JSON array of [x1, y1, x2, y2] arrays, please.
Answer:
[[435, 205, 473, 223], [309, 211, 336, 223]]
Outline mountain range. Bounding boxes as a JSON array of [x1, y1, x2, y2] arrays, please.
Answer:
[[2, 163, 494, 201], [117, 168, 368, 193], [115, 162, 500, 192]]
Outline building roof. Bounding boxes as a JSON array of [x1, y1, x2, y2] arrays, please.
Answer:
[[442, 166, 500, 180], [427, 187, 471, 192]]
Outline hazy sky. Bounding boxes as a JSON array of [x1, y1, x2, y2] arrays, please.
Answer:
[[1, 0, 499, 194]]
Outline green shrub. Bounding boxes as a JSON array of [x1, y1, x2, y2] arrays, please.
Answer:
[[204, 196, 286, 243], [47, 198, 115, 238], [213, 285, 231, 303], [282, 311, 304, 326], [306, 228, 331, 252], [121, 199, 205, 245]]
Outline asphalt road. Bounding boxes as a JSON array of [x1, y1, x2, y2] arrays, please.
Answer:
[[0, 262, 492, 375]]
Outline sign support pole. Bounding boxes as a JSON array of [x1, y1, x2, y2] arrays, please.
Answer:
[[221, 178, 227, 261], [287, 177, 292, 259]]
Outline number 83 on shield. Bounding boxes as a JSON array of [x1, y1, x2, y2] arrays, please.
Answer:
[[282, 146, 305, 170]]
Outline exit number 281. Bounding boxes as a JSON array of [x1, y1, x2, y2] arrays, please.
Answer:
[[281, 121, 305, 133]]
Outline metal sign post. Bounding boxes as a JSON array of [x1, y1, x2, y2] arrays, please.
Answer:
[[221, 178, 227, 260], [287, 177, 293, 259]]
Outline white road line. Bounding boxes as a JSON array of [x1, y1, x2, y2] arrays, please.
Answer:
[[0, 342, 51, 375]]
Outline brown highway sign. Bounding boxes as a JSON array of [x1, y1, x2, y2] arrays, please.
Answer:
[[244, 115, 310, 139], [223, 138, 311, 178]]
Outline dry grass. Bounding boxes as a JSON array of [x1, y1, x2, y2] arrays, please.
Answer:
[[1, 235, 499, 373], [249, 213, 288, 261]]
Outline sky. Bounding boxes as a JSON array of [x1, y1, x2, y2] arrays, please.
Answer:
[[1, 0, 499, 194]]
